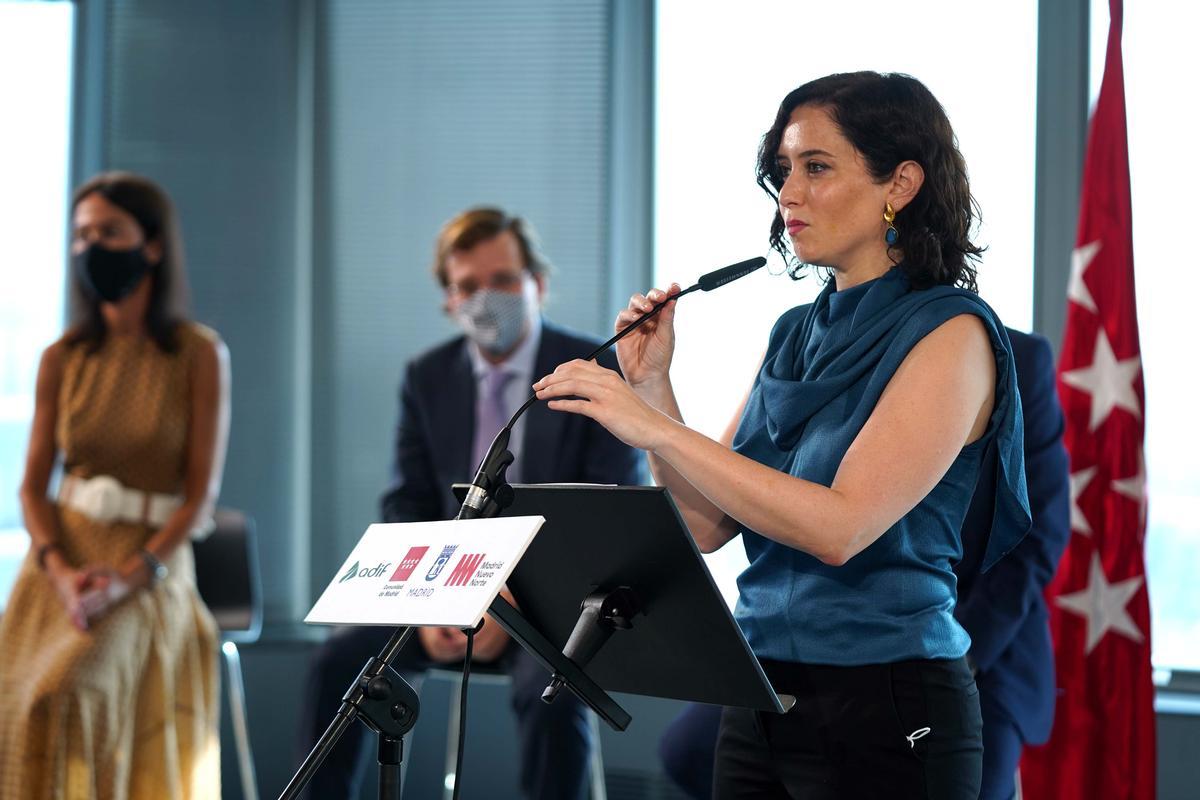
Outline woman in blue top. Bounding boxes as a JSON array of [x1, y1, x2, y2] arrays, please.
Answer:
[[535, 71, 1030, 799]]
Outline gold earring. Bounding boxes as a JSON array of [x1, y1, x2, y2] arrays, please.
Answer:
[[883, 203, 899, 246]]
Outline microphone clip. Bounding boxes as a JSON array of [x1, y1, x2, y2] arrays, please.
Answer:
[[458, 426, 517, 520]]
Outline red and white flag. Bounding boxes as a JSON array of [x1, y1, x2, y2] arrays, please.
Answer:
[[1020, 0, 1155, 797]]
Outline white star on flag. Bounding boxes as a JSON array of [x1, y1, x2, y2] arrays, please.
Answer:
[[1069, 466, 1098, 535], [1061, 327, 1141, 430], [1068, 240, 1102, 313], [1056, 552, 1145, 655], [1112, 450, 1147, 523], [1111, 450, 1145, 502]]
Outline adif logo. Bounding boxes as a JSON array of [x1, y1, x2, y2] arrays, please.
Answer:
[[390, 546, 429, 583], [444, 553, 486, 587], [425, 545, 458, 582], [338, 560, 392, 583]]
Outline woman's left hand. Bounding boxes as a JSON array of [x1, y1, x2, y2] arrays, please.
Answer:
[[533, 359, 675, 451]]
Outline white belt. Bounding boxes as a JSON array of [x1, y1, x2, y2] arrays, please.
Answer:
[[58, 474, 182, 528]]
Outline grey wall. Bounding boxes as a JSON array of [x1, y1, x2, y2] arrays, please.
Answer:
[[72, 0, 653, 623], [73, 0, 306, 621], [307, 0, 622, 598]]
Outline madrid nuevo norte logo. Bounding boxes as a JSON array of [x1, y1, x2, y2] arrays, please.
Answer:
[[338, 560, 392, 583]]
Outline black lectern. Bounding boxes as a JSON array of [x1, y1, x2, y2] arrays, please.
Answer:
[[457, 483, 790, 719]]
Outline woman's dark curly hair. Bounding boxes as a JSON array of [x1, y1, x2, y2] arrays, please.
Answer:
[[65, 171, 190, 353], [756, 71, 982, 291]]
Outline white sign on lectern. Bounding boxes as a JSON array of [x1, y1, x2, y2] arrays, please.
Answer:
[[305, 516, 545, 629]]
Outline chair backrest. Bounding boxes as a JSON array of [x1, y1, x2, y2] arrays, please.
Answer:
[[192, 508, 262, 643]]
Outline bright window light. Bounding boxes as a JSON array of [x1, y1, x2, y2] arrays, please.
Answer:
[[0, 0, 75, 609], [1090, 0, 1200, 672]]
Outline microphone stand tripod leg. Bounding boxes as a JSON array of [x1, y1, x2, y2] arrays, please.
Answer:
[[278, 701, 360, 800]]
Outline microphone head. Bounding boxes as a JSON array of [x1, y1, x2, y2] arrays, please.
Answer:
[[697, 256, 767, 291]]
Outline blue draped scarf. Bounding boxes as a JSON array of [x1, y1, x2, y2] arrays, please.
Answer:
[[731, 268, 1032, 663]]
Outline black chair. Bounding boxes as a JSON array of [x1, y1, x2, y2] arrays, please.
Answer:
[[193, 508, 263, 800], [427, 664, 609, 800]]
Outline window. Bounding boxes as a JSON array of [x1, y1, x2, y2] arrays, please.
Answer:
[[1090, 0, 1200, 672], [654, 1, 1039, 605], [0, 1, 75, 609]]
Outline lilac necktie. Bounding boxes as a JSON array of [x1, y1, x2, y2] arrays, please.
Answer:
[[472, 367, 517, 480]]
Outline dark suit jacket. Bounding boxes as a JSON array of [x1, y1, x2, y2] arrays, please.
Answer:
[[954, 329, 1071, 745], [380, 320, 643, 523]]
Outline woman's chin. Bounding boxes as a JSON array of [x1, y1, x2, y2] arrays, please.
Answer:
[[792, 250, 826, 268]]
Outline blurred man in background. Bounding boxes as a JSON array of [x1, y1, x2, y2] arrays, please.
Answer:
[[298, 207, 642, 799]]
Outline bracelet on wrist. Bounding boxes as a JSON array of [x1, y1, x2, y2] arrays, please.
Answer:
[[36, 543, 61, 571], [139, 549, 168, 586]]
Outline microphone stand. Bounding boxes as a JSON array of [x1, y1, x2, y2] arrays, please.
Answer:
[[279, 627, 419, 800], [279, 256, 765, 799]]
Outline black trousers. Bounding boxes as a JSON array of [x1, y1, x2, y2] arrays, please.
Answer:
[[714, 658, 983, 799], [296, 624, 592, 800]]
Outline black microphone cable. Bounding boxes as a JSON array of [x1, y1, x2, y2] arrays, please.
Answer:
[[450, 622, 478, 800]]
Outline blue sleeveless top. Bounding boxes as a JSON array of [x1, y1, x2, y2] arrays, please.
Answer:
[[731, 268, 1031, 664]]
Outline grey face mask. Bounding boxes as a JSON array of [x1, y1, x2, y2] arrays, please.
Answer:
[[454, 283, 534, 355]]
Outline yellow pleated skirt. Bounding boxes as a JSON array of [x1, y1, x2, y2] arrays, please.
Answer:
[[0, 508, 221, 799]]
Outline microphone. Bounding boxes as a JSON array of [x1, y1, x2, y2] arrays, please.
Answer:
[[455, 255, 767, 520], [697, 256, 768, 292]]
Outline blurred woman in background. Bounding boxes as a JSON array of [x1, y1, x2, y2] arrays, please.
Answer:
[[0, 171, 230, 799]]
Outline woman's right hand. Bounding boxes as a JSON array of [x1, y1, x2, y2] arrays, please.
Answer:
[[45, 561, 90, 631], [615, 283, 682, 392]]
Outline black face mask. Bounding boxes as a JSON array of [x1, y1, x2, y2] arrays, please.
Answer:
[[73, 244, 152, 303]]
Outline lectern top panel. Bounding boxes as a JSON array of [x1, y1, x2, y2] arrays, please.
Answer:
[[454, 484, 783, 712]]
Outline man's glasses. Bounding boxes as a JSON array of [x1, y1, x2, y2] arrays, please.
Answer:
[[445, 271, 524, 299]]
